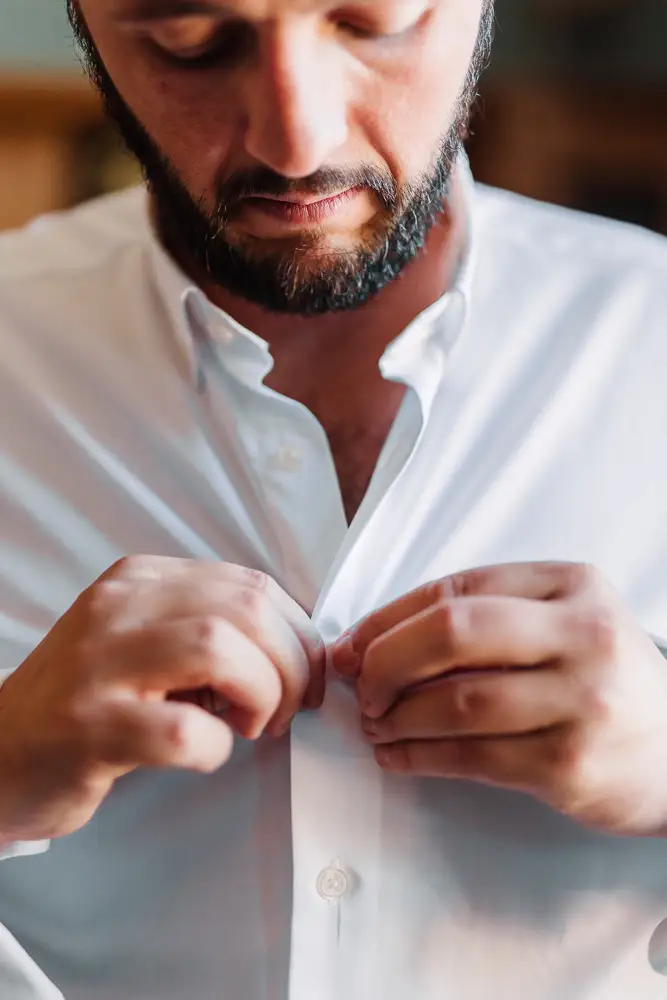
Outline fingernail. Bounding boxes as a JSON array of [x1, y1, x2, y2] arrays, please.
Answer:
[[360, 697, 381, 720], [361, 715, 378, 737], [375, 746, 393, 769], [332, 633, 361, 676], [375, 746, 405, 771]]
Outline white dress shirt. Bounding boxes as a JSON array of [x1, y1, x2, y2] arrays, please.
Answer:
[[2, 160, 667, 1000]]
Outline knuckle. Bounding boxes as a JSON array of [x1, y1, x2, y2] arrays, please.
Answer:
[[430, 600, 470, 652], [104, 555, 152, 580], [563, 562, 601, 595], [448, 738, 483, 773], [544, 731, 587, 789], [448, 682, 491, 730], [235, 585, 271, 619], [572, 604, 619, 659], [191, 615, 228, 657], [238, 567, 271, 592], [433, 569, 488, 601], [81, 579, 129, 621], [162, 712, 194, 756], [431, 575, 465, 602], [575, 678, 614, 724]]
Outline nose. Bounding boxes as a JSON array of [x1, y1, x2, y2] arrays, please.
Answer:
[[243, 23, 348, 179]]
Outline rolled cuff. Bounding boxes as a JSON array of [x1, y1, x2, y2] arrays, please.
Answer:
[[0, 839, 51, 862]]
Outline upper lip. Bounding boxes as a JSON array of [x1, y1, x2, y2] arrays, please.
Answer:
[[246, 188, 352, 206]]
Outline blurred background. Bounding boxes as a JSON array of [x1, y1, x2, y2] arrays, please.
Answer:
[[0, 0, 665, 234]]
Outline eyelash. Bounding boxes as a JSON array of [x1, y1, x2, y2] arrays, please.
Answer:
[[150, 16, 415, 71], [336, 20, 413, 42], [150, 29, 246, 71]]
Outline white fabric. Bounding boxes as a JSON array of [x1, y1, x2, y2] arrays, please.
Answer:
[[0, 842, 50, 863], [2, 164, 667, 999]]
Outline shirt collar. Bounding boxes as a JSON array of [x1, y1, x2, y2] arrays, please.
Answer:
[[148, 150, 477, 391]]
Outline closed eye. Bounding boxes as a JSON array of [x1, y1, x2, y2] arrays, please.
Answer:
[[138, 15, 254, 69], [333, 4, 427, 42], [336, 20, 416, 41]]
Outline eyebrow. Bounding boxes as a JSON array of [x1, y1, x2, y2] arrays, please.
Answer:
[[113, 1, 235, 22]]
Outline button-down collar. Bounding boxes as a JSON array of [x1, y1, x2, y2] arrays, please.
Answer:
[[149, 154, 476, 404]]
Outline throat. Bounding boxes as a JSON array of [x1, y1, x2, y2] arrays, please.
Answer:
[[328, 421, 397, 525], [302, 380, 407, 524], [264, 337, 409, 522]]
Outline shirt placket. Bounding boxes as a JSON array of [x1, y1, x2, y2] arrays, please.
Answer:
[[191, 297, 458, 1000], [289, 302, 462, 1000], [287, 357, 453, 1000]]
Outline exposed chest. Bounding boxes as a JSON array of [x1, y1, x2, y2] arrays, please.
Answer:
[[316, 384, 408, 524]]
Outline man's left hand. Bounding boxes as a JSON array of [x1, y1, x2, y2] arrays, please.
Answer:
[[331, 562, 667, 836]]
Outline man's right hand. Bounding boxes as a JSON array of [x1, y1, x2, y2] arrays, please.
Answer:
[[0, 556, 325, 845]]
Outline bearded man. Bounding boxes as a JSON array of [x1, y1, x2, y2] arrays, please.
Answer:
[[1, 2, 667, 998]]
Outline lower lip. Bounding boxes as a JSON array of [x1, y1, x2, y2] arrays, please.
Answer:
[[241, 187, 361, 226]]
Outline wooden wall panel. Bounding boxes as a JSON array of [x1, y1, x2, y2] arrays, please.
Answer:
[[0, 134, 73, 230], [0, 73, 103, 231]]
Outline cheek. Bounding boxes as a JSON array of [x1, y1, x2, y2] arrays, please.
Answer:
[[357, 40, 475, 184], [130, 73, 241, 197], [89, 27, 240, 201]]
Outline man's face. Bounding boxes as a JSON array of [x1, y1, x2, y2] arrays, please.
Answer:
[[70, 0, 493, 315]]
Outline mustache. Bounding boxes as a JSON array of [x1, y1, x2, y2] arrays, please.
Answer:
[[215, 165, 400, 217]]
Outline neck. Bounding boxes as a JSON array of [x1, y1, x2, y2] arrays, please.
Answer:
[[156, 168, 467, 522], [155, 166, 467, 380]]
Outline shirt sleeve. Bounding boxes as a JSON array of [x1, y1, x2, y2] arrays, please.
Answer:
[[0, 656, 52, 863], [0, 921, 65, 999], [0, 840, 51, 862], [652, 636, 667, 660]]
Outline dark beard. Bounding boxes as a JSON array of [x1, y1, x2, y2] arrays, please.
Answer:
[[67, 2, 493, 316]]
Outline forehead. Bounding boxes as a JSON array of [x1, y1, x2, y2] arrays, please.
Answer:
[[106, 0, 409, 15]]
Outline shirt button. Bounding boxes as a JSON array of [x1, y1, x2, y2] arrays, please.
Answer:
[[316, 864, 350, 901], [218, 326, 235, 345], [269, 445, 303, 472]]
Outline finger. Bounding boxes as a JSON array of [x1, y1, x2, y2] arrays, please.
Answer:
[[219, 590, 318, 732], [94, 697, 235, 774], [106, 617, 283, 740], [191, 565, 326, 710], [436, 562, 605, 602], [192, 569, 326, 711], [358, 596, 579, 719], [101, 556, 274, 586], [332, 562, 605, 674], [101, 582, 315, 728], [167, 687, 230, 716], [257, 582, 325, 711], [362, 669, 568, 743], [97, 564, 326, 713], [374, 729, 564, 793]]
